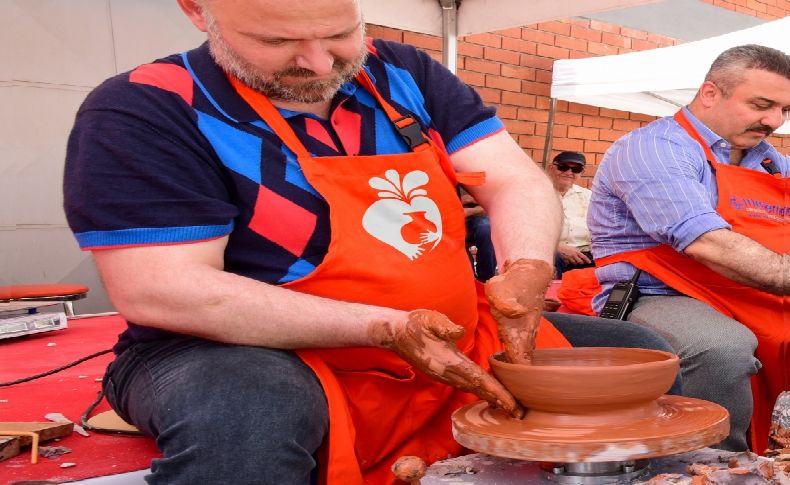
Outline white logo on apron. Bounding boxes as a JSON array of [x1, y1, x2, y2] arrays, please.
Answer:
[[362, 169, 442, 260]]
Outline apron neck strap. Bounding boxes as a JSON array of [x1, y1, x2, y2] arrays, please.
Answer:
[[228, 69, 432, 158], [228, 75, 312, 159], [355, 70, 430, 151], [673, 110, 719, 166]]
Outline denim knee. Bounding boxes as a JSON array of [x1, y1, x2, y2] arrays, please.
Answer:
[[108, 339, 328, 484]]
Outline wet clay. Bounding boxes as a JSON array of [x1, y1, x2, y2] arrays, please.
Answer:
[[639, 451, 790, 484], [768, 392, 790, 452], [490, 347, 679, 414], [452, 347, 729, 463], [452, 397, 729, 463], [391, 455, 427, 484], [485, 259, 553, 364], [369, 310, 524, 418]]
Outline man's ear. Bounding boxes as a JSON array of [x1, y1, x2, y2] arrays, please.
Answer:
[[697, 81, 721, 109], [176, 0, 209, 32]]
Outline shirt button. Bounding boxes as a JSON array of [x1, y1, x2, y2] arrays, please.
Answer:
[[719, 142, 727, 147]]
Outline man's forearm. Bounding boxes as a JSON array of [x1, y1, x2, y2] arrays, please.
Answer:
[[93, 242, 406, 349], [485, 181, 562, 264], [683, 229, 787, 294], [450, 131, 562, 266]]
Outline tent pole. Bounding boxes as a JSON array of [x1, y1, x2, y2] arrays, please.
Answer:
[[439, 0, 458, 73], [541, 97, 558, 168]]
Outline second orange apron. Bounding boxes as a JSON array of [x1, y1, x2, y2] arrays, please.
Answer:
[[598, 110, 789, 451]]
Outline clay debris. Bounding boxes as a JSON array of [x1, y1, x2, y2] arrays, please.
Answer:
[[765, 448, 790, 468], [768, 392, 790, 451], [423, 455, 479, 477], [639, 452, 790, 485], [39, 445, 71, 459], [640, 474, 693, 485]]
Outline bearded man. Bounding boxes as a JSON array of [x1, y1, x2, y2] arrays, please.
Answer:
[[64, 1, 678, 483]]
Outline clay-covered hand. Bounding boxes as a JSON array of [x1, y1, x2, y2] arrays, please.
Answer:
[[370, 309, 524, 418], [485, 259, 553, 364]]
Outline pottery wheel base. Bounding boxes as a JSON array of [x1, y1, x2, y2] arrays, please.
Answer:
[[540, 460, 649, 484], [452, 395, 729, 463]]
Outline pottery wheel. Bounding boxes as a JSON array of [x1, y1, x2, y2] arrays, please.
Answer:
[[452, 395, 729, 463]]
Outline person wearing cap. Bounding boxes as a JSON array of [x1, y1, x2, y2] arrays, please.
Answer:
[[546, 151, 594, 278]]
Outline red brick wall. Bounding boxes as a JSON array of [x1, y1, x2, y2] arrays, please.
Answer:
[[367, 13, 790, 187], [701, 0, 790, 20]]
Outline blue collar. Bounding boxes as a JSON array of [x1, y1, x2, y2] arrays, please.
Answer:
[[183, 43, 364, 123]]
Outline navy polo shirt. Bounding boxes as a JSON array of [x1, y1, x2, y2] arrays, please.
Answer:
[[64, 39, 502, 350]]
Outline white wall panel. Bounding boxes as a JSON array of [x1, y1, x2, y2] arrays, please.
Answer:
[[1, 227, 76, 285], [0, 226, 111, 314], [1, 83, 90, 225], [110, 0, 206, 73], [0, 0, 115, 86], [1, 0, 206, 311]]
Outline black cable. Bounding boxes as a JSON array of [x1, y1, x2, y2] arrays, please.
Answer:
[[79, 389, 143, 436], [0, 347, 143, 435], [0, 348, 112, 387]]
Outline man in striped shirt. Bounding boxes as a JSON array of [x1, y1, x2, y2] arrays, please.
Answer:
[[589, 44, 790, 451]]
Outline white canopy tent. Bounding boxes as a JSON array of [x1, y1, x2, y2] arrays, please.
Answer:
[[550, 16, 790, 136], [360, 0, 660, 71]]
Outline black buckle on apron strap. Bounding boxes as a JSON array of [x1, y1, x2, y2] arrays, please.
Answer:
[[394, 116, 429, 150], [761, 159, 780, 175]]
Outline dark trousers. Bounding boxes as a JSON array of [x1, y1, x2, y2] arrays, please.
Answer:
[[104, 338, 327, 484]]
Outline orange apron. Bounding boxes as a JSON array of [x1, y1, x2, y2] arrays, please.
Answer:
[[229, 73, 570, 483], [597, 110, 789, 451]]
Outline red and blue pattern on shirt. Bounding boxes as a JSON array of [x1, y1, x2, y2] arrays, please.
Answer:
[[65, 39, 502, 287]]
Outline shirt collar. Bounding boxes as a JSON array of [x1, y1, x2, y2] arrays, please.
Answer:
[[185, 43, 362, 123]]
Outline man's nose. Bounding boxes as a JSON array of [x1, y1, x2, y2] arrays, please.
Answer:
[[762, 107, 786, 130], [294, 40, 334, 76]]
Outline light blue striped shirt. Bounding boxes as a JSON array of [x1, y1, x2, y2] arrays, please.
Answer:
[[589, 107, 790, 312]]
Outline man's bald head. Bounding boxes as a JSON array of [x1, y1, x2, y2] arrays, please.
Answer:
[[178, 0, 366, 104]]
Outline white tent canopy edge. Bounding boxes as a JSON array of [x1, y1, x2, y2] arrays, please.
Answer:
[[550, 16, 790, 135]]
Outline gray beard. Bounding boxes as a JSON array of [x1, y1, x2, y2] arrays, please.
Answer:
[[205, 18, 367, 103]]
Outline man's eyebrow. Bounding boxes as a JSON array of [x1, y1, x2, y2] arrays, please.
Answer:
[[749, 96, 778, 105], [329, 22, 363, 37]]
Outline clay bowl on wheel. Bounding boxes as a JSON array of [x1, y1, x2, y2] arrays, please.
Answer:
[[490, 347, 679, 415]]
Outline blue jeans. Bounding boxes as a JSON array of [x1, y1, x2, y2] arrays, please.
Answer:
[[104, 338, 328, 484], [104, 315, 679, 483], [466, 215, 497, 281]]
